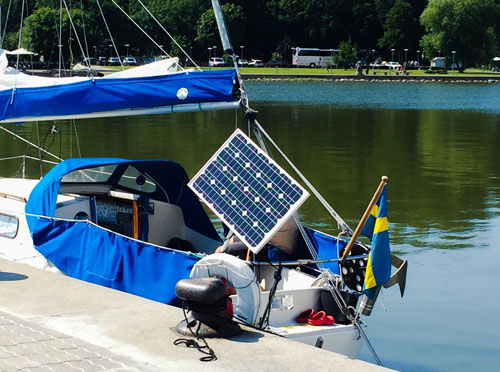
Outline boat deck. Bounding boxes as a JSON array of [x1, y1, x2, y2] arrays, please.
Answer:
[[0, 258, 397, 372]]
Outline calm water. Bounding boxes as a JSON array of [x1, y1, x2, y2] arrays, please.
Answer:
[[1, 81, 499, 371]]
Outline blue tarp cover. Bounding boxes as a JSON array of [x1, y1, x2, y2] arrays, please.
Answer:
[[32, 218, 199, 305], [0, 69, 236, 121], [25, 158, 219, 305], [305, 227, 342, 275]]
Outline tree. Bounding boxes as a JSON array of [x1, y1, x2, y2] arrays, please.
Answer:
[[195, 3, 246, 54], [420, 0, 499, 71], [334, 39, 358, 69], [378, 0, 420, 52]]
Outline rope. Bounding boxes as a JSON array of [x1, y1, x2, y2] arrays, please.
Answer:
[[173, 304, 217, 362]]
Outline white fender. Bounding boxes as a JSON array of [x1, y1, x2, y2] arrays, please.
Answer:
[[190, 253, 261, 325]]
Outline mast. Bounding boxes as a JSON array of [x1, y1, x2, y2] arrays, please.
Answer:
[[210, 0, 248, 106]]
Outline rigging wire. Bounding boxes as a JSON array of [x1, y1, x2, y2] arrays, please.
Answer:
[[95, 0, 124, 69], [72, 120, 81, 157], [252, 118, 353, 235], [1, 0, 12, 48], [61, 0, 92, 70], [59, 0, 63, 75], [0, 125, 62, 163], [135, 0, 201, 71], [79, 0, 90, 62], [108, 0, 175, 65], [15, 0, 26, 69]]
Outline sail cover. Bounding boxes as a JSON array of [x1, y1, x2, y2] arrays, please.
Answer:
[[0, 67, 238, 122]]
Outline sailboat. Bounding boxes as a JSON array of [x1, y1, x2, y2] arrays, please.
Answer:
[[0, 0, 407, 362]]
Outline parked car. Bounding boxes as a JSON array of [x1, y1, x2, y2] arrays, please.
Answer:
[[248, 59, 264, 67], [209, 57, 225, 67], [386, 61, 402, 70], [238, 59, 249, 66], [80, 57, 97, 66], [142, 57, 155, 64], [108, 57, 120, 66], [266, 60, 282, 67], [98, 57, 107, 66], [123, 57, 137, 66]]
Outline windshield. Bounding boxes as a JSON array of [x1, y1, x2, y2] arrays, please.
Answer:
[[62, 165, 117, 183]]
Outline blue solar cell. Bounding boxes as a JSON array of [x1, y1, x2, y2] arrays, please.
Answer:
[[188, 129, 309, 253]]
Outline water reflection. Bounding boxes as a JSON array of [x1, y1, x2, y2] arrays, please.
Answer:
[[1, 92, 500, 254]]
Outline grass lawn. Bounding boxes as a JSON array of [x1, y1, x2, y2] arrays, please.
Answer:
[[237, 66, 500, 76], [100, 64, 500, 77]]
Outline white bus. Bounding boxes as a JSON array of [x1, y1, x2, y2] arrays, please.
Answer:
[[292, 47, 337, 68]]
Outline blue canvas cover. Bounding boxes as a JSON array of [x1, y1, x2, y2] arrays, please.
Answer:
[[304, 227, 342, 275], [0, 69, 236, 121], [25, 158, 221, 305], [32, 218, 199, 305]]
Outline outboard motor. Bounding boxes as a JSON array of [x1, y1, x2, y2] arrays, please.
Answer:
[[175, 277, 242, 338]]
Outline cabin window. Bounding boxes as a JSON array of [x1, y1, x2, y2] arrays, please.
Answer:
[[0, 214, 19, 239], [117, 166, 157, 193], [62, 165, 118, 183]]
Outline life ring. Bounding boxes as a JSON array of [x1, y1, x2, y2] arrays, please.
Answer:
[[190, 253, 261, 325]]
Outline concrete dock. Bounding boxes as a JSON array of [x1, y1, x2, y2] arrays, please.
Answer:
[[0, 258, 396, 371]]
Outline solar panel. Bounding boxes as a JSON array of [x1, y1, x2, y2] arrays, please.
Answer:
[[188, 128, 309, 254]]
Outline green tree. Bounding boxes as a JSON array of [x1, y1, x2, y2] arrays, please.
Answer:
[[22, 6, 79, 63], [420, 0, 499, 71], [195, 3, 246, 54], [333, 39, 357, 69], [378, 0, 420, 51]]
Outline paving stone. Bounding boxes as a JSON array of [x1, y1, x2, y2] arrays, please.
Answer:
[[43, 362, 85, 372], [42, 339, 75, 351], [65, 348, 100, 359], [66, 359, 107, 372], [0, 358, 16, 371], [43, 350, 82, 364], [21, 366, 56, 372], [3, 355, 40, 369], [2, 343, 32, 357], [85, 356, 125, 370], [0, 311, 166, 372]]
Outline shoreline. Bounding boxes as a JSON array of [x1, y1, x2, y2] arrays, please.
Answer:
[[241, 73, 500, 83]]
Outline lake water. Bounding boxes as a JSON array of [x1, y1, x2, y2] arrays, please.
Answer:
[[1, 80, 499, 372]]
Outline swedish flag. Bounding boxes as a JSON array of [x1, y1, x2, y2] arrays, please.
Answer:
[[362, 184, 391, 299]]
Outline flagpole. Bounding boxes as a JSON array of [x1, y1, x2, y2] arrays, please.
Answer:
[[341, 176, 388, 261]]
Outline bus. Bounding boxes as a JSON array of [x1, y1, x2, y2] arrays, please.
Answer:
[[292, 47, 337, 68]]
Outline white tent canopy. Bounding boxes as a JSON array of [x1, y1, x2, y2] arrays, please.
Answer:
[[492, 57, 500, 61], [5, 48, 37, 55]]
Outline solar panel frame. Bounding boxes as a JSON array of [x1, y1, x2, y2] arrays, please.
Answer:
[[188, 128, 309, 254]]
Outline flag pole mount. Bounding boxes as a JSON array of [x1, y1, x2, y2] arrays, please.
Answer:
[[341, 176, 388, 261]]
